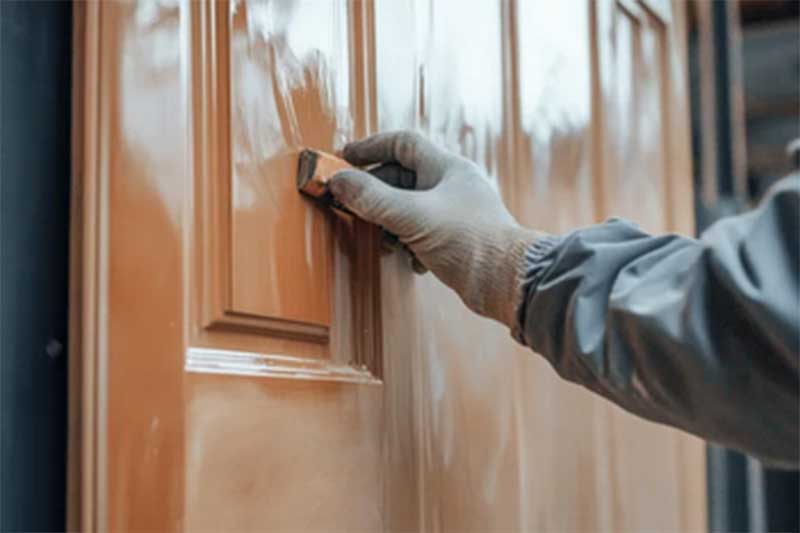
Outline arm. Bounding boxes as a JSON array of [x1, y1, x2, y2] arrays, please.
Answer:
[[517, 176, 799, 467], [329, 131, 799, 467]]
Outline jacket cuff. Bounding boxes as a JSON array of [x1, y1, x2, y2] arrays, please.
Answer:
[[512, 234, 563, 345]]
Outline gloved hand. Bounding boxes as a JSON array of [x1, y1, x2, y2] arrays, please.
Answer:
[[330, 130, 544, 329]]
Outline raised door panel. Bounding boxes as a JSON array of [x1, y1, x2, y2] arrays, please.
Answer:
[[228, 0, 346, 327], [189, 0, 382, 371]]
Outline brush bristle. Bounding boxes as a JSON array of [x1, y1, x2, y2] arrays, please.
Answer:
[[297, 149, 319, 192]]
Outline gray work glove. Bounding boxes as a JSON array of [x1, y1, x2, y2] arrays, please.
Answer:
[[329, 131, 544, 330]]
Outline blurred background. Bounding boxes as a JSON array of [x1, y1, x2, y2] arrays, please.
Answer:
[[1, 0, 798, 531]]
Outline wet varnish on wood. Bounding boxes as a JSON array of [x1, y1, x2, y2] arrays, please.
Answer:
[[70, 0, 705, 531]]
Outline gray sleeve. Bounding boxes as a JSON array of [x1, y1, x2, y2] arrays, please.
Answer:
[[515, 175, 800, 468]]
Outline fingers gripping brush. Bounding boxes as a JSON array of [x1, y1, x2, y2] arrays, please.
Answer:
[[295, 148, 428, 273]]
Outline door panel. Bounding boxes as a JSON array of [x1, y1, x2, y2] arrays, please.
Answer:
[[72, 0, 704, 531], [229, 0, 348, 327], [192, 0, 380, 357]]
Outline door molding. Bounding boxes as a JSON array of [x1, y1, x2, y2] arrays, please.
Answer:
[[69, 1, 108, 530], [186, 0, 384, 379]]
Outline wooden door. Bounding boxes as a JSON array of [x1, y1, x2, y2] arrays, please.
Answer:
[[70, 0, 705, 531]]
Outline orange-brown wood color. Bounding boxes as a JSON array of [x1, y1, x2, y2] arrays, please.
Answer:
[[70, 0, 705, 531]]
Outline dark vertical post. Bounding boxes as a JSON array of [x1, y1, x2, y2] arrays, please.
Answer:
[[0, 2, 72, 531]]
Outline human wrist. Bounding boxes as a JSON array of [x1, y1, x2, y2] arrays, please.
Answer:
[[510, 232, 564, 344], [472, 225, 545, 329]]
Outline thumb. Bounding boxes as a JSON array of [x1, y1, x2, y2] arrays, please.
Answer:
[[329, 169, 414, 234]]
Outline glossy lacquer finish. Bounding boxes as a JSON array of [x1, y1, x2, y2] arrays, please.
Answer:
[[376, 1, 703, 532], [229, 0, 347, 326], [72, 0, 703, 531], [185, 1, 383, 529]]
